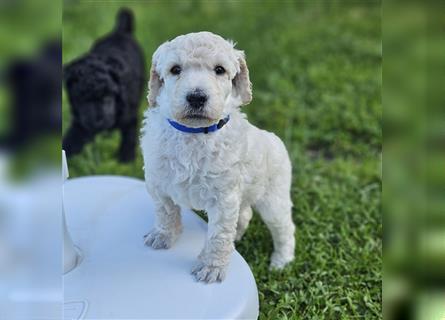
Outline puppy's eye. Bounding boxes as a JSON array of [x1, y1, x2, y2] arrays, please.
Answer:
[[170, 65, 181, 75], [214, 66, 226, 75]]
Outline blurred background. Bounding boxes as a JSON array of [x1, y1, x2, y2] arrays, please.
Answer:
[[384, 2, 445, 320], [63, 1, 382, 319], [0, 0, 61, 319]]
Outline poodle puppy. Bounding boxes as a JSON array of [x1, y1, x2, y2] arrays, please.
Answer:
[[63, 8, 145, 162], [141, 32, 295, 283]]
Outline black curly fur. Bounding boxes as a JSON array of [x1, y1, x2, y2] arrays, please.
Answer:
[[63, 8, 145, 162]]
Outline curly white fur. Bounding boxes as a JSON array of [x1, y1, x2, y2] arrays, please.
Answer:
[[141, 32, 295, 283]]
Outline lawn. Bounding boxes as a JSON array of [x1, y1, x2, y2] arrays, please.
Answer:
[[63, 1, 382, 319]]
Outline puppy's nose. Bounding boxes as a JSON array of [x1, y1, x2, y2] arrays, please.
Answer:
[[186, 90, 208, 109]]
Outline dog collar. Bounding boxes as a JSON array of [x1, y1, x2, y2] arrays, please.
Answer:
[[167, 116, 230, 134]]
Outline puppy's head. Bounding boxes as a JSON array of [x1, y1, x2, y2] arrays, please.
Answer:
[[148, 32, 252, 127], [64, 56, 121, 132]]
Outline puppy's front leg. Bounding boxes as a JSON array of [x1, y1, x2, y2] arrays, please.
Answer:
[[192, 200, 239, 283], [63, 123, 94, 157], [144, 195, 182, 249]]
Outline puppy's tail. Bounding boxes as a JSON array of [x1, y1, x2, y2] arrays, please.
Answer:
[[115, 8, 134, 34]]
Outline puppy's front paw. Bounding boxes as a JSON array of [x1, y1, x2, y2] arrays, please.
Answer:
[[191, 262, 227, 283], [144, 229, 176, 249]]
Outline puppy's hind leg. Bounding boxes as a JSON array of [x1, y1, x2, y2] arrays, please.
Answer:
[[118, 120, 137, 162], [235, 206, 253, 241], [144, 195, 182, 249], [254, 191, 295, 269]]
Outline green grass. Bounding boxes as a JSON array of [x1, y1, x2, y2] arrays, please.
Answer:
[[63, 1, 382, 319]]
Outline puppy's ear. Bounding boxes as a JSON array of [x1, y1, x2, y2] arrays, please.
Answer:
[[232, 50, 252, 106], [148, 41, 169, 107], [148, 63, 163, 108], [63, 57, 85, 85]]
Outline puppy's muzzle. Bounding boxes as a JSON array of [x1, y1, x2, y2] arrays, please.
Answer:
[[186, 89, 208, 110]]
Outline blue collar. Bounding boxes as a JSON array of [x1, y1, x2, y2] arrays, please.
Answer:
[[167, 116, 230, 134]]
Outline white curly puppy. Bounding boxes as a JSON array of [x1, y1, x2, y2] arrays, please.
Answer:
[[141, 32, 295, 283]]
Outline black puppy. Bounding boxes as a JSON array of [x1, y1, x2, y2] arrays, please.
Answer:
[[63, 8, 145, 162]]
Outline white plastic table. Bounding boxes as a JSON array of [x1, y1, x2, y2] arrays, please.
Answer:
[[63, 176, 259, 319]]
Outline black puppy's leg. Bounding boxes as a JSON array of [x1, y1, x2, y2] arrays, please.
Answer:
[[118, 121, 137, 162], [63, 123, 93, 157]]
